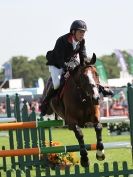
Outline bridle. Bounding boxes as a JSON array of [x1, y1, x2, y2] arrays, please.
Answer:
[[70, 65, 99, 103]]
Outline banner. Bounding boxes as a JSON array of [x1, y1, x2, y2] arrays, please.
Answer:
[[95, 59, 108, 84], [2, 62, 12, 80], [127, 49, 133, 74], [114, 49, 128, 72], [128, 49, 133, 56]]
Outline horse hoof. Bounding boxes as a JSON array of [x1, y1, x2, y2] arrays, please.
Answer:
[[80, 156, 90, 167], [96, 153, 105, 161]]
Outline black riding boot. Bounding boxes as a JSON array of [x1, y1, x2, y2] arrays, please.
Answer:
[[99, 85, 114, 97], [39, 88, 58, 116]]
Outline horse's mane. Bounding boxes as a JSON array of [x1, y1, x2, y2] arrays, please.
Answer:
[[68, 64, 99, 86]]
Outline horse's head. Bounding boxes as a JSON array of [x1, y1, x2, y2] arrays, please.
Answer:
[[72, 64, 100, 101]]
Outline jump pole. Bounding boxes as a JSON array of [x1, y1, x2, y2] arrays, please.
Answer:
[[0, 144, 96, 157], [0, 142, 131, 157], [100, 116, 129, 124], [0, 117, 16, 136], [0, 120, 64, 130], [0, 117, 16, 123]]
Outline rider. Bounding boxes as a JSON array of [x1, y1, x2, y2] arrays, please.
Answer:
[[40, 20, 113, 116]]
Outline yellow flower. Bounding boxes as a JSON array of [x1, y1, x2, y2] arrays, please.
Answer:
[[46, 141, 79, 169]]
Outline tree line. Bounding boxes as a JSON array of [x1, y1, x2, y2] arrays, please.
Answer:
[[0, 51, 132, 88]]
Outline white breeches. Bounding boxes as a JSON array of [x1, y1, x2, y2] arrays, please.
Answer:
[[49, 66, 63, 90]]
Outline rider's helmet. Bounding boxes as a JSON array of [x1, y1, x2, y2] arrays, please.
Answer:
[[70, 20, 87, 32]]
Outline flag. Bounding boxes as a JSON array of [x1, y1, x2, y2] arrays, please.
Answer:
[[128, 49, 133, 57], [114, 49, 128, 72], [2, 62, 12, 80], [127, 50, 133, 75], [95, 59, 108, 84]]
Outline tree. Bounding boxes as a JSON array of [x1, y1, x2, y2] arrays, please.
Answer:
[[5, 51, 132, 88], [0, 67, 4, 81], [100, 53, 120, 78], [11, 55, 49, 87]]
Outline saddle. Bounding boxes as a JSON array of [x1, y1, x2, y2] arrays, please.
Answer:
[[40, 58, 81, 116], [42, 75, 66, 103]]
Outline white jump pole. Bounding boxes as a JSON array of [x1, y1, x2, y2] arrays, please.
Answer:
[[0, 117, 16, 123], [0, 117, 16, 137], [100, 116, 129, 123], [104, 141, 131, 149]]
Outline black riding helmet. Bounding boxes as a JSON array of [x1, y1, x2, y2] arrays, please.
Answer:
[[70, 20, 87, 32]]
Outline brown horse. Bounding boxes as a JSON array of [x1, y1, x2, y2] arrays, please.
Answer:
[[45, 56, 105, 167]]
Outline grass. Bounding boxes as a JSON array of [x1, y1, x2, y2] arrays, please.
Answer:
[[46, 127, 132, 169], [0, 127, 132, 176]]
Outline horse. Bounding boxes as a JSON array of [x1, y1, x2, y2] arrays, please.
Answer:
[[43, 55, 105, 167]]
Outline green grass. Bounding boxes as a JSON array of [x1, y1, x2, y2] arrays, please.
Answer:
[[47, 127, 132, 169], [0, 127, 132, 176]]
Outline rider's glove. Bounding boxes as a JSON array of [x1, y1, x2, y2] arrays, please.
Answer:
[[64, 59, 80, 71]]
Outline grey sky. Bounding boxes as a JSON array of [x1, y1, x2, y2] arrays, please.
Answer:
[[0, 0, 133, 66]]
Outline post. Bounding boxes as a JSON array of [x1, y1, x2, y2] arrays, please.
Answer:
[[127, 83, 133, 162]]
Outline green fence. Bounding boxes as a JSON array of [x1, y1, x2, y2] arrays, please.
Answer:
[[0, 162, 133, 177]]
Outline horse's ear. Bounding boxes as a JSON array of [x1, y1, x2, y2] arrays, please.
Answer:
[[89, 53, 96, 65]]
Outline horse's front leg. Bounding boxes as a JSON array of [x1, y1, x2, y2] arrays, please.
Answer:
[[72, 124, 89, 167], [94, 122, 105, 161]]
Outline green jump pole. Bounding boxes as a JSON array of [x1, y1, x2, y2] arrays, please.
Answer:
[[37, 120, 64, 128], [40, 144, 96, 154]]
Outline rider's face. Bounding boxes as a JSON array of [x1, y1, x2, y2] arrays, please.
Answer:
[[74, 30, 85, 41]]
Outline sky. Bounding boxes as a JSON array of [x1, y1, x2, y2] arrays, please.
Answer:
[[0, 0, 133, 66]]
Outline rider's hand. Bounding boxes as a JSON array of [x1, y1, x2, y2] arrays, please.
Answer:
[[64, 59, 79, 71], [64, 62, 74, 71]]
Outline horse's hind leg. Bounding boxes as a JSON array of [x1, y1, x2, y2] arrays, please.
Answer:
[[94, 122, 105, 161], [72, 125, 89, 167]]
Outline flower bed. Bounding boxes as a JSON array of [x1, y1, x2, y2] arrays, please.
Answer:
[[107, 122, 130, 135], [42, 141, 79, 170]]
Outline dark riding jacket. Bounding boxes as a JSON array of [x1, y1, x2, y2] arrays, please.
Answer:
[[46, 33, 88, 69]]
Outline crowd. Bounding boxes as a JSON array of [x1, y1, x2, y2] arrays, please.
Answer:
[[0, 90, 128, 117], [0, 102, 6, 114], [0, 99, 40, 114], [100, 91, 128, 117]]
